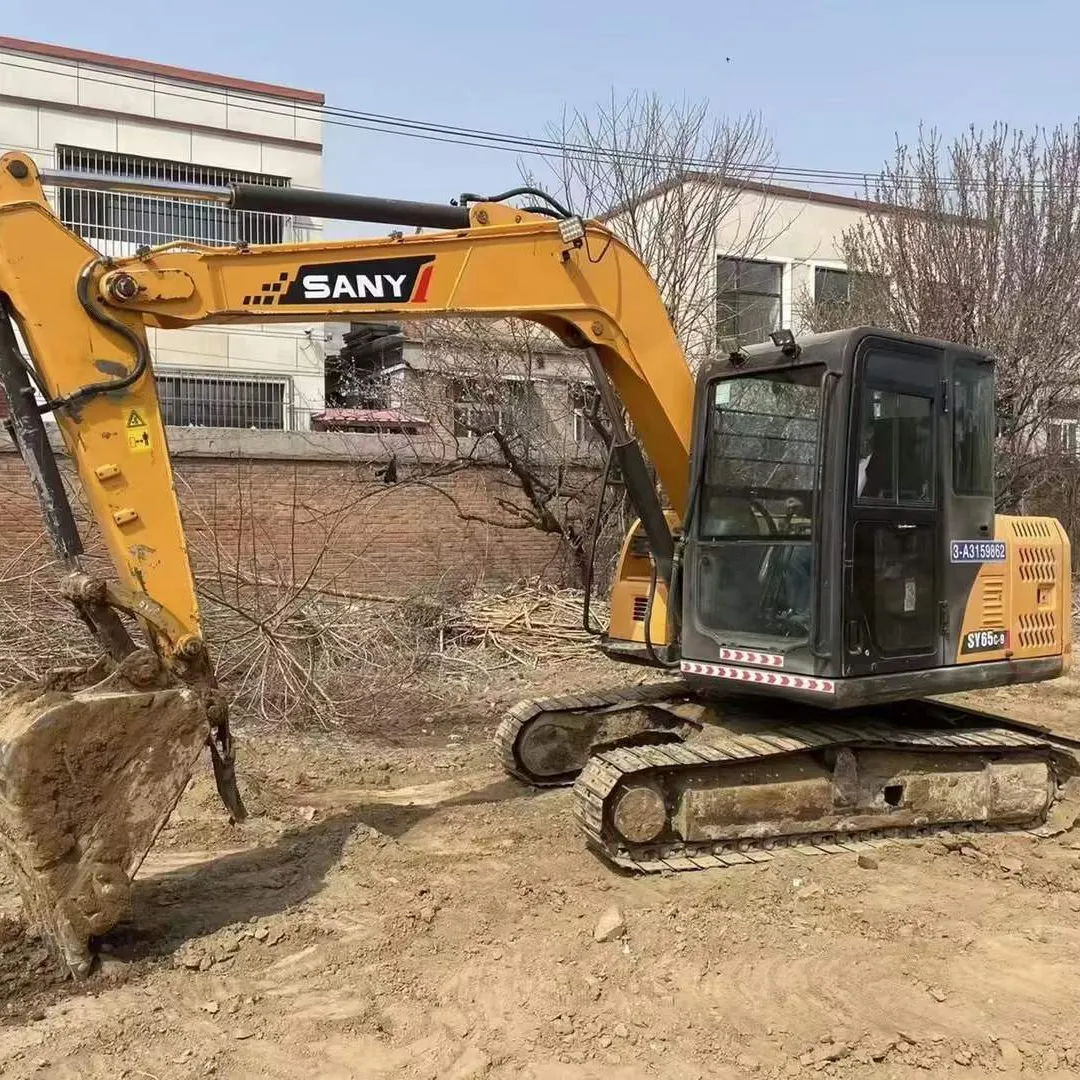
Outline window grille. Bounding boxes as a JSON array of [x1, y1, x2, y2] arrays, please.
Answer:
[[716, 257, 783, 349], [451, 377, 530, 437], [569, 382, 602, 446], [54, 146, 290, 255], [156, 370, 292, 430]]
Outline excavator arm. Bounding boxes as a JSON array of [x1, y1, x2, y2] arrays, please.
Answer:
[[0, 154, 696, 662], [109, 208, 694, 509], [0, 151, 695, 974]]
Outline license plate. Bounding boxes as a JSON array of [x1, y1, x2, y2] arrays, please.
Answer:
[[950, 540, 1006, 563]]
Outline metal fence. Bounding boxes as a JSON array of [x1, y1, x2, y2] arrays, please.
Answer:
[[51, 145, 293, 257], [38, 148, 319, 432]]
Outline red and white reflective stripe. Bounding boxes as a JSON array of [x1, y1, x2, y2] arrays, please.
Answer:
[[681, 660, 835, 694], [715, 648, 784, 668]]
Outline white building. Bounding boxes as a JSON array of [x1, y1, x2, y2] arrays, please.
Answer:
[[712, 180, 871, 348], [604, 173, 873, 360], [0, 35, 326, 429]]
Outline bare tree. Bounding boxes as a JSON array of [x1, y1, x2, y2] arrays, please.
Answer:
[[352, 317, 627, 589], [532, 90, 780, 364], [797, 122, 1080, 511], [175, 461, 470, 730], [350, 94, 782, 588]]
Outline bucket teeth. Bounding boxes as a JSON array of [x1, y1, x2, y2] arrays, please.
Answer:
[[0, 676, 212, 976]]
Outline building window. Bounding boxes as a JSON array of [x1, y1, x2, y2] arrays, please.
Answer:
[[55, 146, 289, 254], [157, 371, 290, 430], [450, 378, 529, 437], [569, 383, 602, 447], [1047, 417, 1079, 457], [1045, 396, 1080, 457], [325, 366, 394, 410], [717, 258, 783, 349], [814, 267, 850, 306]]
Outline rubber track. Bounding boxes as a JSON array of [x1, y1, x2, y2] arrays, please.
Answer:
[[572, 718, 1057, 873], [494, 679, 690, 786]]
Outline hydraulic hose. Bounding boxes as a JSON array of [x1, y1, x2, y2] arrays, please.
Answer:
[[457, 186, 572, 219], [582, 435, 617, 636], [43, 259, 150, 414], [643, 556, 680, 669]]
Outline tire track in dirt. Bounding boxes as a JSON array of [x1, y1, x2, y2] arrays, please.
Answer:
[[700, 942, 965, 1039]]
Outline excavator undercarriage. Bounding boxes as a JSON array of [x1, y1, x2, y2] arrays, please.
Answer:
[[497, 686, 1080, 872]]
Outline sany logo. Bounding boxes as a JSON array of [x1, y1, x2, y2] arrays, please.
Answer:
[[281, 255, 434, 306], [302, 272, 409, 300]]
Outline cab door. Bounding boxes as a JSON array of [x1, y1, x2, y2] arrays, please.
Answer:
[[842, 341, 944, 676]]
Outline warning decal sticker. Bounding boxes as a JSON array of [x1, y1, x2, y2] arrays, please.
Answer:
[[126, 409, 151, 453]]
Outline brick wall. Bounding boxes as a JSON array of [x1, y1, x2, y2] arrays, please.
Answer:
[[0, 431, 583, 599], [174, 456, 574, 596]]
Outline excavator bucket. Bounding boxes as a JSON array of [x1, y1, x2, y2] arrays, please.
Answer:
[[0, 667, 212, 977]]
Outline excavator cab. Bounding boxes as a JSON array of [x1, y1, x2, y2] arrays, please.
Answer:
[[676, 326, 1071, 706], [565, 325, 1075, 871]]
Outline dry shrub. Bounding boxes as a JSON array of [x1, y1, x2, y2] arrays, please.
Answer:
[[0, 554, 461, 731], [0, 560, 96, 686], [200, 584, 452, 730], [0, 465, 606, 732]]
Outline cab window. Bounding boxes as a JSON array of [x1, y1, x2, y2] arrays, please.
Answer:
[[855, 361, 934, 506], [953, 359, 994, 496]]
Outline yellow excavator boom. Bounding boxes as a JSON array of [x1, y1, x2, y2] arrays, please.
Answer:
[[0, 151, 695, 974]]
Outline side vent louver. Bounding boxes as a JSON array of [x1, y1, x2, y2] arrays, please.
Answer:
[[981, 577, 1005, 626], [1017, 610, 1057, 648], [1017, 545, 1057, 582], [1009, 519, 1053, 539]]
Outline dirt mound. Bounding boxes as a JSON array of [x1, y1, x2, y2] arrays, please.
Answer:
[[0, 917, 77, 1025]]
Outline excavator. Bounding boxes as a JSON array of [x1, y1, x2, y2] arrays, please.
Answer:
[[0, 149, 1076, 978]]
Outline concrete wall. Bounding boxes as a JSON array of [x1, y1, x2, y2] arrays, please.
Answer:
[[0, 38, 327, 424]]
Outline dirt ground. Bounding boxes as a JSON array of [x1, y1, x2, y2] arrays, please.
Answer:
[[4, 657, 1080, 1080]]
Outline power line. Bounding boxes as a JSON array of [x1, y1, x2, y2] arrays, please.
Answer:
[[0, 51, 1059, 194], [0, 49, 870, 191], [0, 53, 887, 192]]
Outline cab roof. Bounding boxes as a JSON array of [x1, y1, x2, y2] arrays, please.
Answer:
[[697, 326, 994, 386]]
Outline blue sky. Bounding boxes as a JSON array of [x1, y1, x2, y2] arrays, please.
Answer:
[[6, 0, 1080, 206]]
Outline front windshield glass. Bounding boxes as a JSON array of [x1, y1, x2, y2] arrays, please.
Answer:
[[700, 364, 824, 539], [694, 364, 824, 644]]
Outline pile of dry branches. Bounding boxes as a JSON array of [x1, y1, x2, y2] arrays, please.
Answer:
[[0, 553, 451, 731], [0, 562, 96, 686], [0, 531, 605, 732], [439, 578, 606, 668], [196, 583, 453, 731]]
